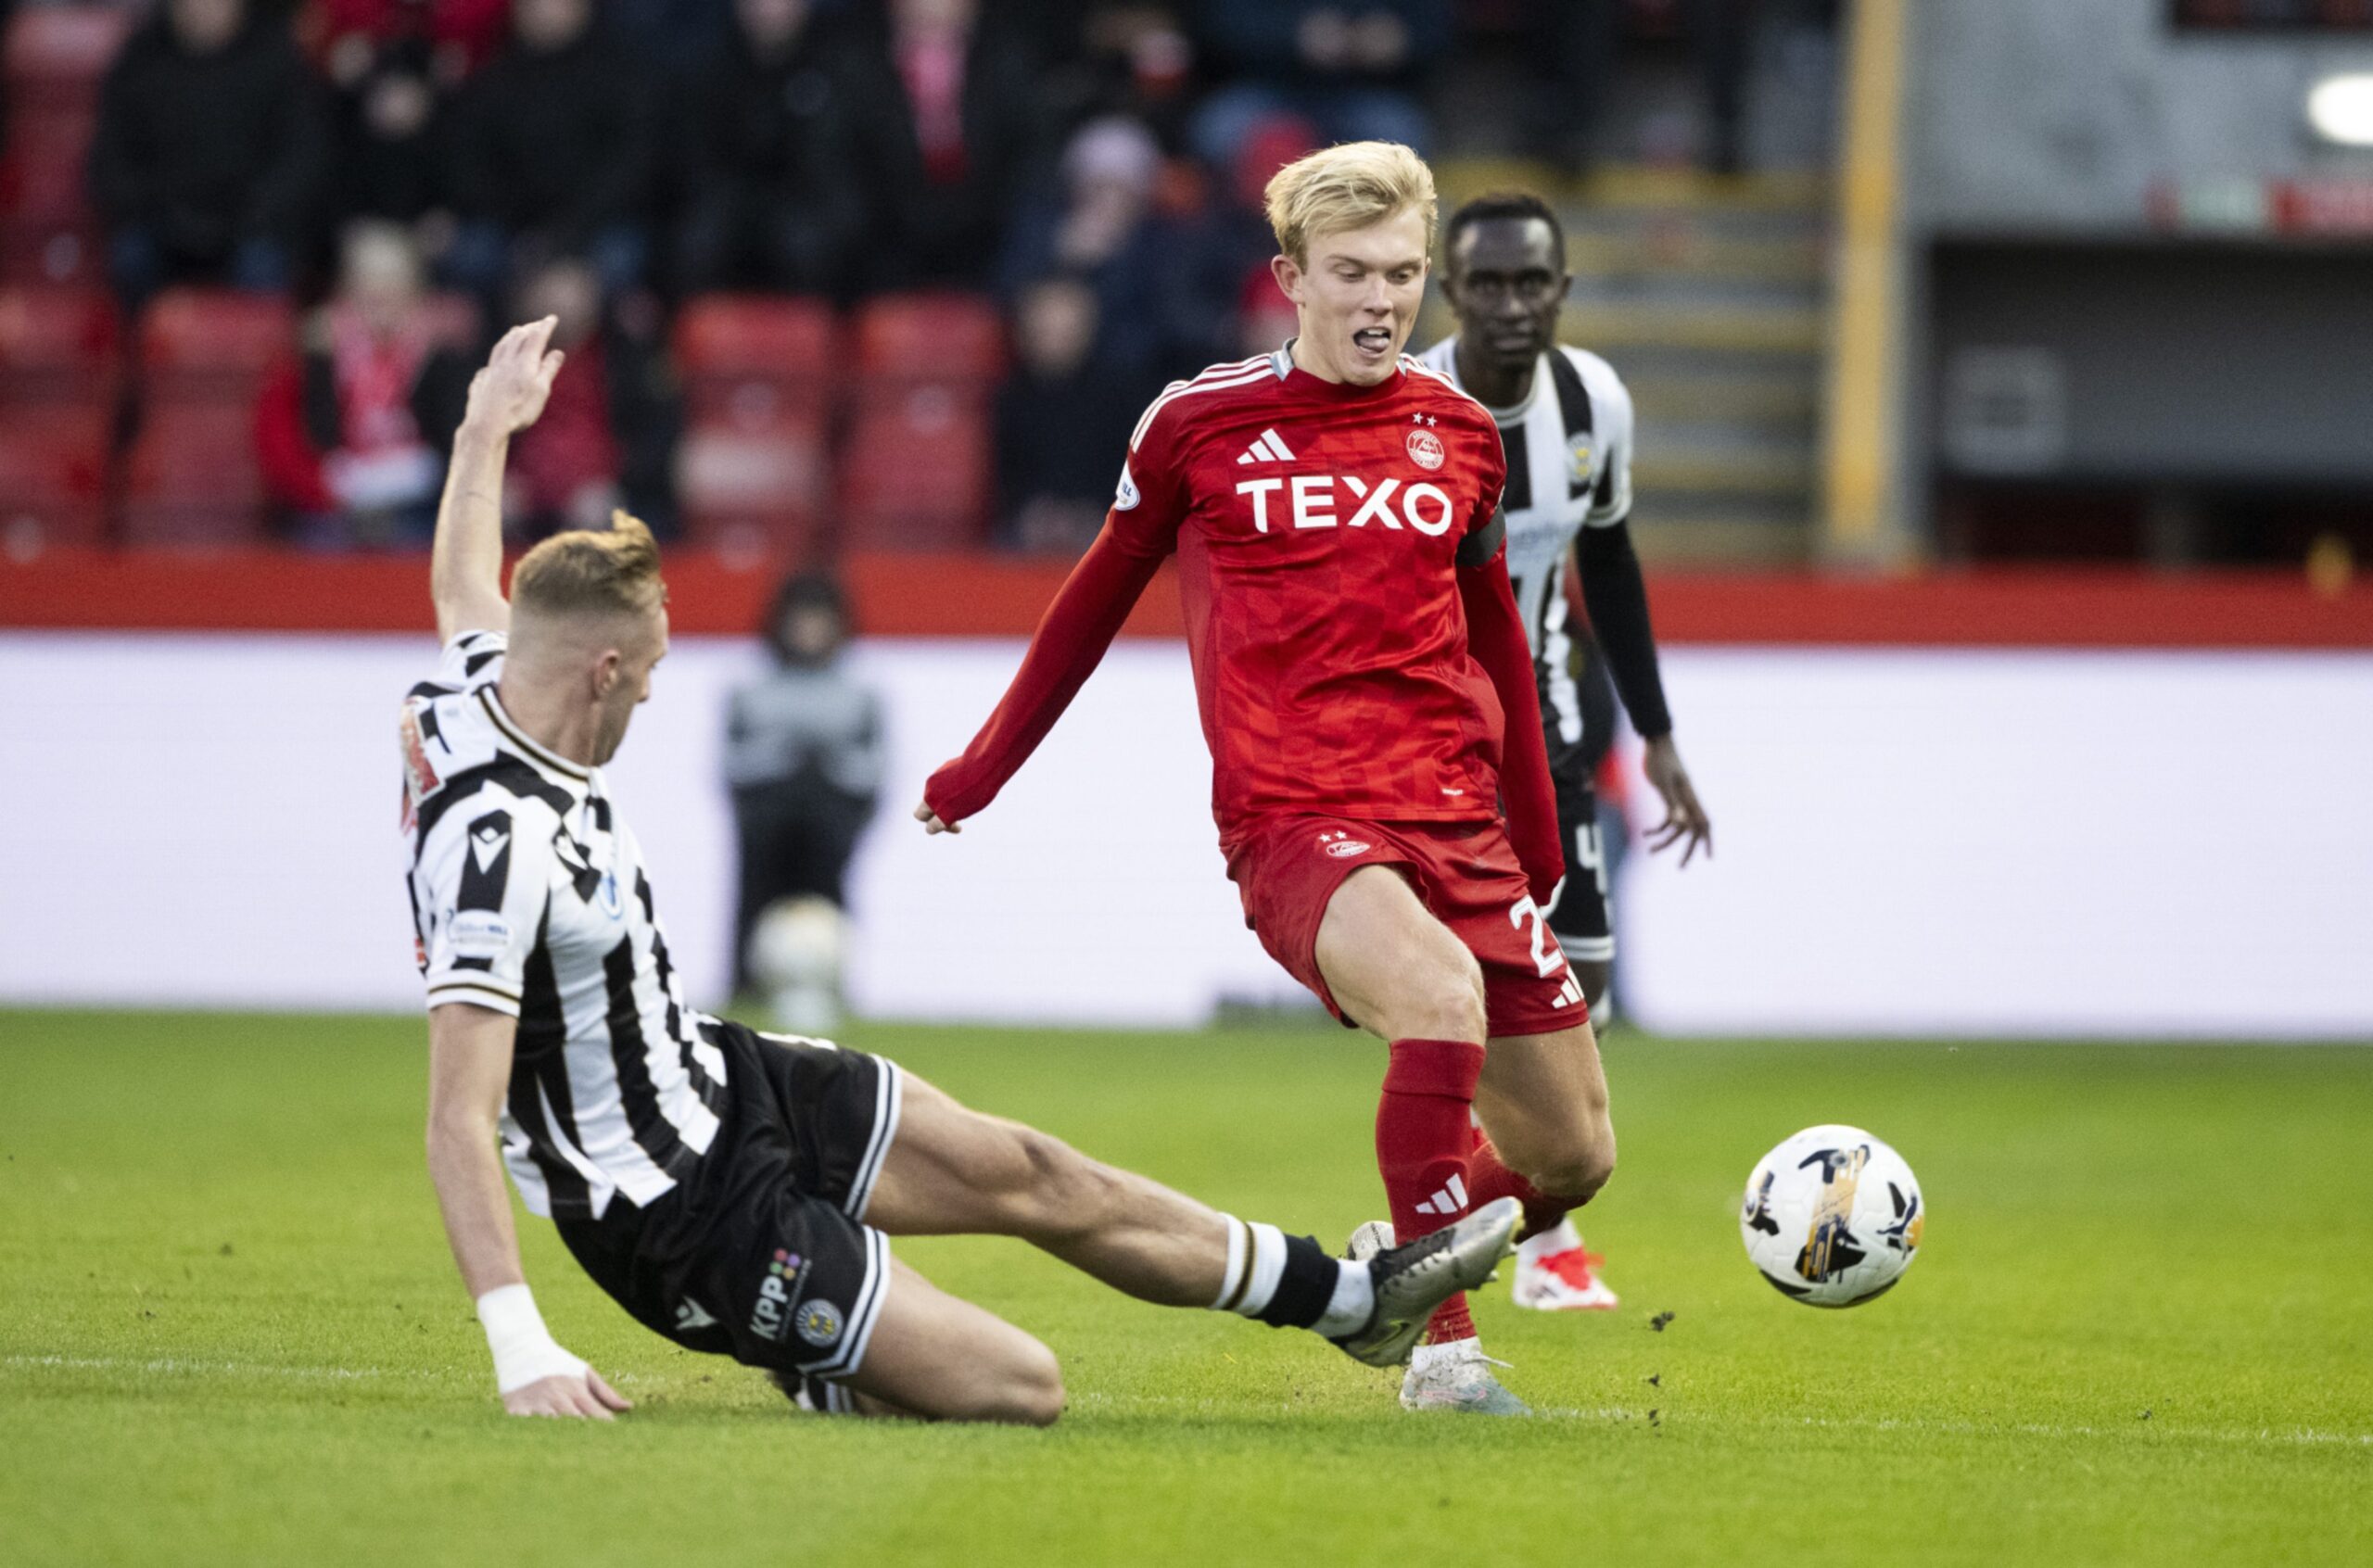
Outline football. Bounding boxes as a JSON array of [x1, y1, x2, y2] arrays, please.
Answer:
[[1740, 1125, 1924, 1308]]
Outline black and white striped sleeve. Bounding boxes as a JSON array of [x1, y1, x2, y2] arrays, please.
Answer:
[[420, 796, 555, 1016], [432, 629, 509, 689]]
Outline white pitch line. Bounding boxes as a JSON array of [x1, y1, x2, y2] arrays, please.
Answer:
[[3, 1353, 450, 1385], [1072, 1390, 2373, 1448]]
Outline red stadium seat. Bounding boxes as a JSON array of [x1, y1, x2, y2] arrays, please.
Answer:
[[0, 219, 101, 285], [0, 284, 119, 401], [838, 385, 990, 550], [0, 103, 99, 223], [676, 417, 831, 559], [0, 402, 110, 550], [852, 291, 1005, 389], [121, 400, 266, 547], [673, 295, 837, 424], [4, 6, 133, 108], [139, 288, 295, 398]]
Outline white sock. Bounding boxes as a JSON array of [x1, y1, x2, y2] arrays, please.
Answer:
[[1210, 1217, 1288, 1317], [1517, 1217, 1582, 1264], [1313, 1260, 1375, 1337], [1411, 1335, 1479, 1372]]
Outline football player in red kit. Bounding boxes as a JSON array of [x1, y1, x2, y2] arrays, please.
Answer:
[[919, 143, 1614, 1414]]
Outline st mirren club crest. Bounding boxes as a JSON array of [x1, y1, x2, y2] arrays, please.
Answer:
[[1406, 427, 1446, 471], [1317, 828, 1372, 859]]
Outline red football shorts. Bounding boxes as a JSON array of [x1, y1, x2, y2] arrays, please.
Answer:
[[1224, 814, 1593, 1039]]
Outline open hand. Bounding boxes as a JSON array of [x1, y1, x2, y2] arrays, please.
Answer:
[[464, 316, 566, 437], [501, 1365, 631, 1420], [1640, 736, 1712, 866]]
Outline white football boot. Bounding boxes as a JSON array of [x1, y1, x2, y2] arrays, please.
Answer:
[[1510, 1218, 1618, 1311], [1401, 1336, 1531, 1416], [1346, 1220, 1531, 1415]]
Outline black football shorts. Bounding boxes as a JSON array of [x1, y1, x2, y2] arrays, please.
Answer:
[[557, 1020, 903, 1386]]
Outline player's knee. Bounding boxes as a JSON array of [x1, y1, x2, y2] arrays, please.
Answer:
[[983, 1337, 1065, 1427], [1536, 1128, 1616, 1206]]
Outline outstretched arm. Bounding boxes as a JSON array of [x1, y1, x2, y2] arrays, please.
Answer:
[[1574, 525, 1711, 865], [1459, 526, 1564, 907], [429, 318, 566, 646], [426, 1002, 630, 1420], [917, 525, 1167, 831]]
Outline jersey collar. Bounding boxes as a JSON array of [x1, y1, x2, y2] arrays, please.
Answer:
[[1422, 335, 1543, 425], [477, 686, 594, 784], [1274, 336, 1409, 400]]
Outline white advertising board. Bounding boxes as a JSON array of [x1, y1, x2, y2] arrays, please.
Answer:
[[1, 634, 2367, 1037]]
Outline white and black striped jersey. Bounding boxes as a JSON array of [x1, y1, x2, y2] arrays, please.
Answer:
[[400, 630, 727, 1223], [1415, 337, 1633, 754]]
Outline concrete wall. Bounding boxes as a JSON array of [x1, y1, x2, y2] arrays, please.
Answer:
[[1906, 0, 2373, 234]]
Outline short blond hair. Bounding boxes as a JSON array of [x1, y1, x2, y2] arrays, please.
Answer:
[[1263, 141, 1438, 265], [511, 512, 666, 621]]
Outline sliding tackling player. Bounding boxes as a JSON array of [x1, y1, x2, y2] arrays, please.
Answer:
[[407, 319, 1514, 1423], [921, 144, 1613, 1415], [1413, 190, 1715, 1315]]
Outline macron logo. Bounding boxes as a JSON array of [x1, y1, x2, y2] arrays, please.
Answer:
[[1235, 428, 1296, 465], [1413, 1173, 1469, 1217]]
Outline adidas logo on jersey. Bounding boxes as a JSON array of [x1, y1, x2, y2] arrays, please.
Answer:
[[1235, 428, 1296, 465], [1414, 1173, 1469, 1216]]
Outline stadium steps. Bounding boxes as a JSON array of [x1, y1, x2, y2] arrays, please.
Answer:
[[1433, 160, 1834, 562]]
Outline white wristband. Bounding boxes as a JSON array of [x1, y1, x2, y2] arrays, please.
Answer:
[[476, 1283, 587, 1396]]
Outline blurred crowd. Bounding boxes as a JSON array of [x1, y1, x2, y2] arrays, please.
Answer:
[[0, 0, 1760, 556]]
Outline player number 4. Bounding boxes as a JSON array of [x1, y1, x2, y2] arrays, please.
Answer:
[[1507, 896, 1567, 980]]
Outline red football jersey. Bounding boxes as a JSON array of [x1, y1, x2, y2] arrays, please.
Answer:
[[1110, 348, 1509, 839]]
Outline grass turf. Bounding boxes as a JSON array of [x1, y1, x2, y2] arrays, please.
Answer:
[[1, 1011, 2367, 1567]]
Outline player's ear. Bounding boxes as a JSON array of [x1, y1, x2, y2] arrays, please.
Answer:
[[1269, 252, 1302, 306]]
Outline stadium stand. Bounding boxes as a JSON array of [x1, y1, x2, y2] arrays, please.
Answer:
[[121, 287, 293, 546], [0, 3, 127, 286]]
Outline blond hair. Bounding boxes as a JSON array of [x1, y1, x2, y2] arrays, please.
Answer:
[[1263, 141, 1438, 265], [510, 512, 666, 621]]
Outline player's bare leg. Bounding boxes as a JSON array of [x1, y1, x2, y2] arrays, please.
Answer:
[[833, 1258, 1067, 1424], [1316, 864, 1618, 1410], [866, 1074, 1238, 1303], [841, 1069, 1516, 1419], [1476, 1022, 1620, 1310], [1311, 866, 1517, 1410]]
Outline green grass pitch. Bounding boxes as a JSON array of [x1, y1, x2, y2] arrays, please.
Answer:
[[3, 1011, 2367, 1566]]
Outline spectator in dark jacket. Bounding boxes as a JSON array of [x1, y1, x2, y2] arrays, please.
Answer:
[[996, 115, 1166, 379], [322, 32, 453, 244], [87, 0, 325, 306], [995, 274, 1145, 553], [1187, 0, 1448, 166], [256, 221, 472, 548], [841, 0, 1048, 290], [500, 256, 679, 538], [673, 0, 867, 297], [442, 0, 654, 299]]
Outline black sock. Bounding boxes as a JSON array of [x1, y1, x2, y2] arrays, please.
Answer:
[[1255, 1233, 1341, 1330]]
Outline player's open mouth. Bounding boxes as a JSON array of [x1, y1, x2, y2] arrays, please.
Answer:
[[1351, 327, 1393, 358]]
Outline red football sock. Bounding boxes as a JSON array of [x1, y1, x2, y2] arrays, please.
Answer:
[[1468, 1135, 1570, 1243], [1377, 1039, 1486, 1345]]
